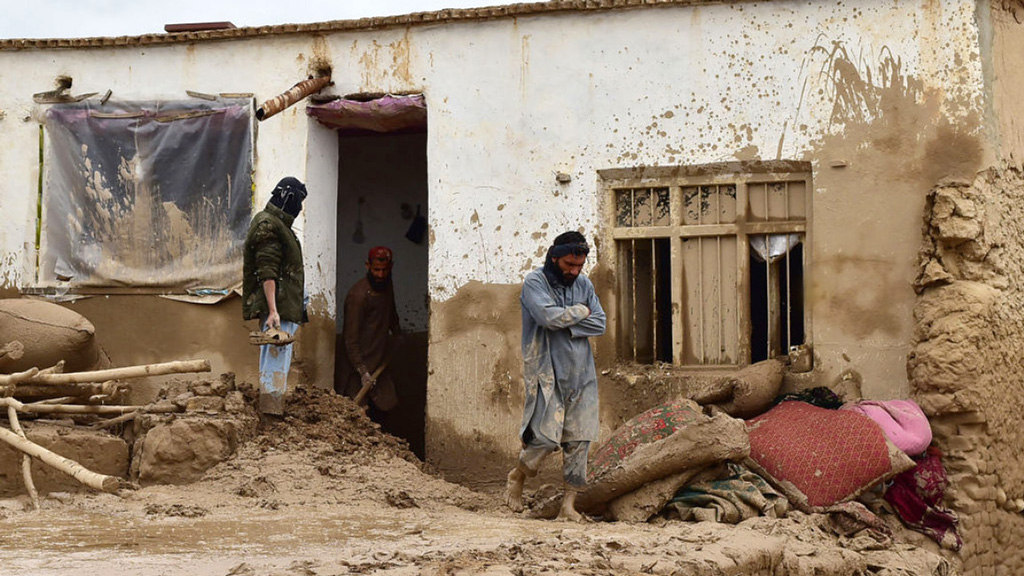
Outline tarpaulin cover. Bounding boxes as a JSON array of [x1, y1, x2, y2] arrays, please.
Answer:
[[306, 94, 426, 134], [42, 99, 253, 291]]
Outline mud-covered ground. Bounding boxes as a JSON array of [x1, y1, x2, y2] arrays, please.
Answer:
[[0, 387, 959, 576]]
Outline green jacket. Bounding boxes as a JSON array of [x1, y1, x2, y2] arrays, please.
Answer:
[[242, 203, 305, 323]]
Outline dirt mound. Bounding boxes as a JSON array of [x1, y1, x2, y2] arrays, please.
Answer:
[[254, 385, 420, 466]]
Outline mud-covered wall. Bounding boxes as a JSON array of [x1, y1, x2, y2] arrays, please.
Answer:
[[908, 5, 1024, 573], [63, 297, 259, 402], [989, 0, 1024, 160], [911, 167, 1024, 575]]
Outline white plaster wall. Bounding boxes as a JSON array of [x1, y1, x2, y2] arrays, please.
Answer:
[[0, 1, 986, 298], [413, 0, 984, 300]]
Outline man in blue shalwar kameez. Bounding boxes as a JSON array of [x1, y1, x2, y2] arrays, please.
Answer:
[[505, 231, 606, 521]]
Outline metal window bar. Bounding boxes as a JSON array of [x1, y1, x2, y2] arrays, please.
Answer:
[[785, 182, 792, 353], [651, 237, 658, 362], [631, 238, 638, 362], [764, 185, 771, 359], [716, 186, 723, 364]]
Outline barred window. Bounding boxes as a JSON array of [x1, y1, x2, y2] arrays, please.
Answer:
[[604, 163, 810, 367]]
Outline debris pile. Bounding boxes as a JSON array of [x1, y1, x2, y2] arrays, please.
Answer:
[[255, 384, 420, 466]]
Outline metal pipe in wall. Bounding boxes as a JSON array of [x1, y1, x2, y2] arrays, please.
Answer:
[[256, 76, 332, 121]]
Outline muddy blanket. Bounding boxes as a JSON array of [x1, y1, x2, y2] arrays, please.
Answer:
[[665, 463, 788, 523]]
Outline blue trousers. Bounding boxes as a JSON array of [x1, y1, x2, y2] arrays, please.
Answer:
[[258, 319, 298, 415]]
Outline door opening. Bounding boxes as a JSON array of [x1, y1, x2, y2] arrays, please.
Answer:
[[334, 131, 429, 459]]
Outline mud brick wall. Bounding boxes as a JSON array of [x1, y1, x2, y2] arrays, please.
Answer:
[[910, 166, 1024, 575]]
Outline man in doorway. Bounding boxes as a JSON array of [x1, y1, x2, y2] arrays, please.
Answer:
[[339, 246, 402, 414], [505, 231, 606, 521], [242, 176, 308, 415]]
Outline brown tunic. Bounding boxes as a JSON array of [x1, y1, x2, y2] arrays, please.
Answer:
[[341, 276, 401, 411]]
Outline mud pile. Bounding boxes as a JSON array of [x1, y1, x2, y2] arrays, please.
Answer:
[[255, 385, 420, 465]]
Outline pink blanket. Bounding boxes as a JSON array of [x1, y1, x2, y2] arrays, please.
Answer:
[[840, 399, 931, 456]]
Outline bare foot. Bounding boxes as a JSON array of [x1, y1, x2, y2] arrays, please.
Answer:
[[556, 488, 583, 522], [504, 468, 525, 512]]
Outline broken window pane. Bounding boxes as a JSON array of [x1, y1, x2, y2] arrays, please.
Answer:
[[751, 234, 802, 263], [42, 99, 253, 291]]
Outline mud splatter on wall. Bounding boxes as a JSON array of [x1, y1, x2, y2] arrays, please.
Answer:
[[991, 0, 1024, 160]]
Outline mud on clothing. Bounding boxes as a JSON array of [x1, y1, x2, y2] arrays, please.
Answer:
[[340, 277, 401, 411], [258, 319, 298, 415], [518, 268, 606, 485], [242, 203, 305, 324]]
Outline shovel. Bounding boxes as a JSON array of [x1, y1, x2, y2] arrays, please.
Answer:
[[352, 336, 401, 405], [352, 360, 389, 406]]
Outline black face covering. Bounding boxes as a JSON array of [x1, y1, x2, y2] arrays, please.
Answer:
[[269, 177, 308, 217], [366, 271, 392, 292]]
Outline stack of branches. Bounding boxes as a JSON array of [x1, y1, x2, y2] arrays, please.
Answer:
[[0, 348, 211, 509]]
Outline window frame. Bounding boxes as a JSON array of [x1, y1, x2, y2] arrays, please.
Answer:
[[599, 161, 813, 368]]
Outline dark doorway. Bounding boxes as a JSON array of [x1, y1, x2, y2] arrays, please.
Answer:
[[334, 131, 429, 459]]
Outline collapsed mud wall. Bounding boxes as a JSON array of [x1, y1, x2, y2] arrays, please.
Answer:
[[911, 167, 1024, 575]]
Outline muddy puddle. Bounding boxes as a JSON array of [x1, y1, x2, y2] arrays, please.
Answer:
[[1, 508, 410, 554]]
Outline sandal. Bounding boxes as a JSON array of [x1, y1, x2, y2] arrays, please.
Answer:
[[249, 327, 295, 346]]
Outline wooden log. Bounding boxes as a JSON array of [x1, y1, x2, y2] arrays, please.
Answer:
[[14, 379, 124, 403], [0, 367, 39, 388], [1, 397, 181, 416], [12, 383, 110, 401], [90, 410, 141, 430], [0, 425, 119, 493], [20, 359, 211, 385], [37, 360, 64, 375], [6, 405, 40, 510], [27, 396, 76, 406]]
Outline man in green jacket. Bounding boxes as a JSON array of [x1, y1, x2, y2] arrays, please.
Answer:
[[242, 176, 307, 415]]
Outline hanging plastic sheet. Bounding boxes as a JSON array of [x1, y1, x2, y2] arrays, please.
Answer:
[[750, 234, 802, 264], [42, 99, 253, 292]]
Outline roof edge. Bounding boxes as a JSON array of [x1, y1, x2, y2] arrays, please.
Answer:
[[0, 0, 713, 51]]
